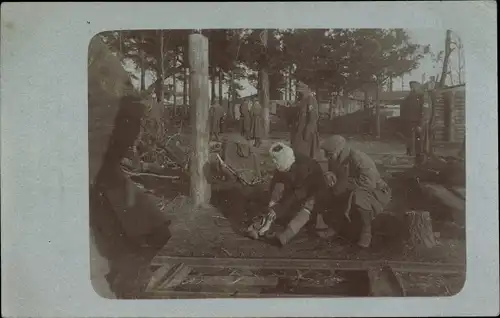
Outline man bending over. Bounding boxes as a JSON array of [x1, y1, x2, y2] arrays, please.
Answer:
[[246, 142, 327, 246]]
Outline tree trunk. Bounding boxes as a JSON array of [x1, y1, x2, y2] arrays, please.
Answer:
[[118, 31, 123, 56], [288, 67, 292, 100], [374, 82, 381, 138], [218, 68, 223, 105], [229, 70, 235, 119], [158, 30, 165, 106], [140, 33, 146, 92], [259, 31, 270, 137], [188, 34, 211, 207], [173, 67, 177, 117], [210, 66, 216, 104], [183, 67, 188, 106], [363, 89, 369, 110], [260, 69, 270, 137], [439, 30, 452, 88]]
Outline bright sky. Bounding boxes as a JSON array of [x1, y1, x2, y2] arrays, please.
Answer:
[[126, 29, 463, 99]]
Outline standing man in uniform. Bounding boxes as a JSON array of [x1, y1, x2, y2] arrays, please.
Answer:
[[250, 99, 265, 148], [290, 81, 320, 159], [401, 81, 432, 164], [209, 102, 224, 141], [240, 100, 252, 140]]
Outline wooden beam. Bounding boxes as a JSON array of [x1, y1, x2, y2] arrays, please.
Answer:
[[188, 33, 211, 206], [151, 256, 465, 274], [158, 263, 192, 289]]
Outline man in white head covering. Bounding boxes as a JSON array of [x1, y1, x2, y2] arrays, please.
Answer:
[[246, 141, 328, 246]]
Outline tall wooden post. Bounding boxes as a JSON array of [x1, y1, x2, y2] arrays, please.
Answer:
[[188, 34, 211, 206]]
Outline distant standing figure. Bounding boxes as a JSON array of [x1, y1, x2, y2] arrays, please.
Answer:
[[401, 81, 432, 164], [240, 100, 252, 140], [291, 81, 320, 159], [209, 102, 224, 141], [250, 100, 265, 148]]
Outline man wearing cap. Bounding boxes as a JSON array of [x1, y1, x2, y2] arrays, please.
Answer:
[[250, 99, 265, 148], [209, 102, 224, 141], [246, 142, 327, 246], [290, 81, 320, 159], [318, 135, 392, 248], [240, 100, 252, 140], [401, 81, 432, 163]]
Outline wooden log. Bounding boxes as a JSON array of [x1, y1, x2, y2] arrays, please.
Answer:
[[419, 182, 465, 223], [188, 34, 211, 206]]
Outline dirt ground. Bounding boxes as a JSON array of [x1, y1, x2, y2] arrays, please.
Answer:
[[90, 131, 466, 298]]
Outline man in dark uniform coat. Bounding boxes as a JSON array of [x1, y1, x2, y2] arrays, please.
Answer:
[[401, 81, 432, 164], [209, 102, 224, 141], [290, 81, 320, 159], [250, 100, 265, 148]]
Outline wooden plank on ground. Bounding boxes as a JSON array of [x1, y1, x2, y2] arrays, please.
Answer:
[[145, 263, 175, 292], [186, 275, 279, 287], [158, 263, 192, 289], [151, 256, 465, 274]]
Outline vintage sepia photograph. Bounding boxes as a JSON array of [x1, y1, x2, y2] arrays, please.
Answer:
[[88, 28, 467, 299]]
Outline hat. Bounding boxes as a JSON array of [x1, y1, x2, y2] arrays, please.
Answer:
[[297, 81, 309, 91], [269, 142, 295, 172], [321, 135, 347, 154]]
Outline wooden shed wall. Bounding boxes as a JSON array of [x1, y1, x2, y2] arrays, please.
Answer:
[[431, 85, 466, 143]]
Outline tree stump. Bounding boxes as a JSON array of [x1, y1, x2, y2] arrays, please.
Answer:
[[405, 210, 437, 250]]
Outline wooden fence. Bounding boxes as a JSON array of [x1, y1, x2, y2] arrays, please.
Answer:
[[431, 85, 466, 143]]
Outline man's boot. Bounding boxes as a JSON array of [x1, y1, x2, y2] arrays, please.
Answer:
[[276, 208, 311, 246], [357, 209, 373, 248]]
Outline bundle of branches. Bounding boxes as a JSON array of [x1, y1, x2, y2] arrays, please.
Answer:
[[132, 99, 182, 169]]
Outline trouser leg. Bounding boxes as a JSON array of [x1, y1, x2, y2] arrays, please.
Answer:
[[356, 207, 373, 248]]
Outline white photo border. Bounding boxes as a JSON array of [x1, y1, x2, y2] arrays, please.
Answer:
[[1, 2, 498, 317]]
